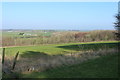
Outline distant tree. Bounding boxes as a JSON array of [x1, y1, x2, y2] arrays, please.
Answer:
[[19, 33, 24, 35]]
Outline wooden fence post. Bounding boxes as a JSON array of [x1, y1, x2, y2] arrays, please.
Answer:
[[2, 48, 5, 64], [12, 51, 19, 70]]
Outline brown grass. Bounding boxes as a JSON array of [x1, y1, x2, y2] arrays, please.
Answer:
[[2, 48, 118, 74]]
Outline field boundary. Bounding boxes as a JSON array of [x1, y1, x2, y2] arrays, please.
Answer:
[[1, 40, 119, 48]]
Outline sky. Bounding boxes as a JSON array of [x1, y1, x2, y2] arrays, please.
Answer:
[[2, 2, 118, 30]]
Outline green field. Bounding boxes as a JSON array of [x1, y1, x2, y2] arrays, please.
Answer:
[[18, 53, 118, 78], [2, 30, 53, 38], [2, 41, 118, 57], [2, 41, 119, 78]]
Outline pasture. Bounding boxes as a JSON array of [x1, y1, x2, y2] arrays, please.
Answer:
[[21, 53, 118, 78], [2, 41, 119, 78], [2, 30, 53, 38], [3, 41, 118, 56]]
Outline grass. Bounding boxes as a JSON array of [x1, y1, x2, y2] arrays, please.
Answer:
[[21, 53, 118, 78], [2, 31, 53, 38], [0, 63, 1, 79], [2, 41, 118, 57], [1, 41, 118, 78]]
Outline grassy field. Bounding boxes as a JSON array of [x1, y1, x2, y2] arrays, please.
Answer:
[[20, 53, 118, 78], [2, 41, 119, 78], [2, 41, 118, 57], [2, 30, 53, 38]]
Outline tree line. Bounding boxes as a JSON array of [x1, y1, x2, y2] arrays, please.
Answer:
[[2, 30, 116, 47]]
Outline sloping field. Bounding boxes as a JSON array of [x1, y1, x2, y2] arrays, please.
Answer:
[[1, 41, 119, 78], [21, 53, 118, 78], [2, 41, 118, 57]]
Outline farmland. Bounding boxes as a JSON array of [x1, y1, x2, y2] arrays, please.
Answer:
[[2, 41, 119, 78], [2, 1, 119, 79], [3, 41, 118, 56], [1, 30, 119, 78], [21, 53, 118, 78], [2, 30, 116, 47]]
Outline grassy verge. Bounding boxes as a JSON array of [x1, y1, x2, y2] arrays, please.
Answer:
[[21, 53, 118, 78]]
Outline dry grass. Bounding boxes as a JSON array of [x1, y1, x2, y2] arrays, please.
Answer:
[[0, 63, 2, 79], [0, 50, 2, 79], [2, 48, 118, 75]]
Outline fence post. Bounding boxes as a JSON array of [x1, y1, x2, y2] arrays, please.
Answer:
[[71, 53, 72, 56], [12, 51, 19, 70], [2, 48, 5, 64]]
